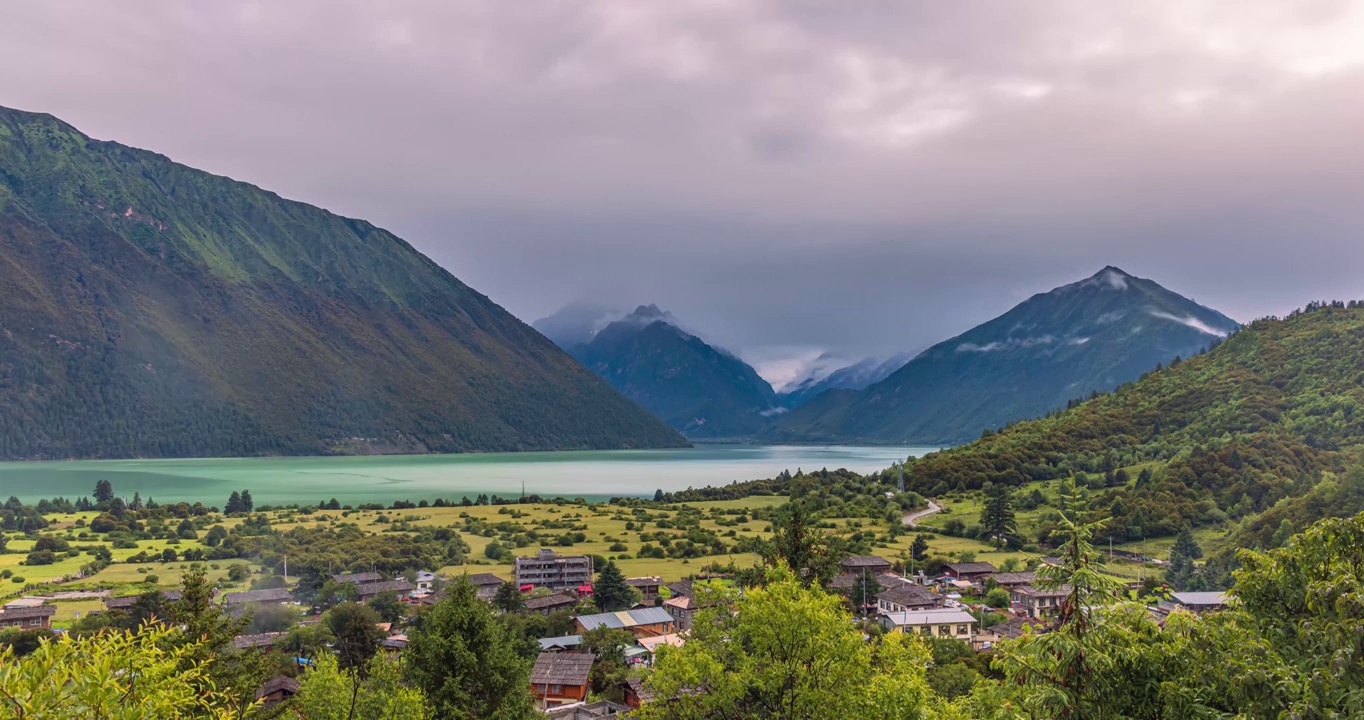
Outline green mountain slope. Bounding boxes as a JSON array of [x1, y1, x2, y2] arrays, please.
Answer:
[[901, 301, 1364, 545], [0, 106, 686, 458], [555, 305, 781, 439], [767, 267, 1239, 444]]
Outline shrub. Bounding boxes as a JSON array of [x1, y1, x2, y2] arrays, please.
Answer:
[[24, 550, 57, 566], [11, 576, 25, 583]]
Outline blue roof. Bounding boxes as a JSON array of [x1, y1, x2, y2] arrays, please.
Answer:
[[537, 634, 583, 650], [575, 607, 675, 631]]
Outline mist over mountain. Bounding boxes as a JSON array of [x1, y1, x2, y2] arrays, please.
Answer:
[[766, 267, 1239, 444], [778, 352, 914, 408]]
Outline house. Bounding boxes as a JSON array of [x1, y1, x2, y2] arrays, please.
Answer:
[[545, 700, 632, 719], [415, 571, 439, 593], [1011, 585, 1070, 618], [626, 576, 662, 600], [623, 677, 653, 708], [984, 616, 1050, 641], [0, 604, 55, 630], [665, 578, 694, 598], [104, 590, 182, 611], [637, 633, 684, 664], [878, 608, 978, 640], [223, 588, 293, 607], [538, 634, 585, 653], [530, 651, 596, 708], [232, 632, 289, 650], [461, 572, 504, 600], [1158, 591, 1229, 615], [574, 607, 676, 639], [983, 572, 1036, 590], [526, 593, 579, 616], [662, 594, 699, 631], [842, 555, 893, 575], [942, 562, 997, 580], [354, 578, 414, 602], [255, 676, 300, 708], [381, 634, 409, 653], [515, 549, 594, 592], [332, 571, 383, 585], [875, 585, 943, 615]]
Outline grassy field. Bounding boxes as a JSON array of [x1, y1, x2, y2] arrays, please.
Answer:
[[2, 479, 1186, 603]]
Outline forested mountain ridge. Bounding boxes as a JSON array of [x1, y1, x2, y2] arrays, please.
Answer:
[[0, 105, 687, 458], [766, 267, 1239, 444], [549, 304, 782, 438], [900, 301, 1364, 546]]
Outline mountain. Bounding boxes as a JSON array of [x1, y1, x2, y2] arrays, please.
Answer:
[[779, 352, 913, 408], [767, 267, 1240, 444], [550, 304, 781, 438], [898, 300, 1364, 549], [0, 106, 687, 459]]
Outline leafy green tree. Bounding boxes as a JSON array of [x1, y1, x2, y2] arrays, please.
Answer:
[[368, 590, 404, 624], [93, 479, 114, 505], [203, 525, 227, 547], [325, 603, 384, 673], [1270, 518, 1295, 548], [316, 579, 360, 610], [594, 560, 634, 612], [0, 624, 240, 719], [168, 565, 268, 715], [492, 580, 524, 613], [403, 578, 535, 719], [927, 662, 979, 700], [225, 491, 243, 514], [763, 500, 843, 589], [1165, 526, 1205, 590], [642, 564, 938, 720], [983, 587, 1011, 609], [289, 653, 428, 720], [979, 483, 1018, 550], [985, 478, 1128, 717], [581, 626, 635, 700]]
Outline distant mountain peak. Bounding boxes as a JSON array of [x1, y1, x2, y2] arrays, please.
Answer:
[[1083, 266, 1133, 291]]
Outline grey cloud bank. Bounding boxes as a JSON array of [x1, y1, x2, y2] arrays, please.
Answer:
[[2, 0, 1362, 379]]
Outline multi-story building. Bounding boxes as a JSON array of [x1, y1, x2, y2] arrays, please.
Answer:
[[515, 549, 594, 592]]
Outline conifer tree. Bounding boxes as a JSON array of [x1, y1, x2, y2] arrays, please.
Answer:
[[594, 560, 634, 612]]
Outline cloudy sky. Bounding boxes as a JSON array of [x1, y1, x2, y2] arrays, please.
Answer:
[[3, 1, 1363, 386]]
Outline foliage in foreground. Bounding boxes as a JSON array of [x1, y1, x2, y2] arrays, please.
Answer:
[[0, 624, 240, 719]]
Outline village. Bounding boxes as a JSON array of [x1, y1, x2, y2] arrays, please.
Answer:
[[1, 544, 1228, 717]]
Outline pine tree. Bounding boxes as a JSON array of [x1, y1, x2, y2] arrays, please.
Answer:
[[911, 534, 930, 563], [93, 480, 114, 505], [403, 579, 535, 719], [979, 483, 1018, 550], [240, 489, 253, 513], [492, 580, 524, 613], [594, 560, 633, 612], [225, 491, 242, 514]]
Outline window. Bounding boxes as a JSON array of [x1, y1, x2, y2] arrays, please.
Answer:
[[550, 684, 562, 694], [957, 625, 968, 635]]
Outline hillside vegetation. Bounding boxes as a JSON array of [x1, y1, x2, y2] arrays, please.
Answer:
[[0, 106, 685, 458], [902, 302, 1364, 546]]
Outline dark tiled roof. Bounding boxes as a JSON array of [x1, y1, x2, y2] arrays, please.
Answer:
[[463, 573, 505, 587], [988, 572, 1036, 585], [223, 588, 293, 605], [945, 562, 998, 575], [843, 555, 892, 569], [833, 572, 910, 591], [986, 616, 1051, 639], [256, 676, 300, 698], [525, 593, 578, 611], [0, 605, 56, 620], [626, 576, 662, 587], [625, 677, 653, 703], [355, 579, 414, 597], [875, 585, 941, 607], [104, 590, 182, 609], [666, 579, 694, 597], [232, 632, 288, 649], [530, 652, 595, 686], [333, 572, 383, 584]]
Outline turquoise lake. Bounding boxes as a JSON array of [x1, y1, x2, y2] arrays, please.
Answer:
[[0, 445, 936, 507]]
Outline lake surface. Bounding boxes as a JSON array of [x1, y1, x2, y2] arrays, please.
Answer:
[[0, 445, 936, 507]]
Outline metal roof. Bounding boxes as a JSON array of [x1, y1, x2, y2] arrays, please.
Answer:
[[575, 606, 674, 630], [1171, 591, 1228, 606], [538, 634, 584, 650], [879, 609, 977, 627]]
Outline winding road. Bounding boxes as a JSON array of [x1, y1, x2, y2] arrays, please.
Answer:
[[902, 499, 942, 527]]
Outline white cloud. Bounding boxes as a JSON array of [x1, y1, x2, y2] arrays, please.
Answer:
[[1148, 310, 1230, 337]]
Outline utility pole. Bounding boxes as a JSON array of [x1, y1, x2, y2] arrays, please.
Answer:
[[897, 465, 904, 494]]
